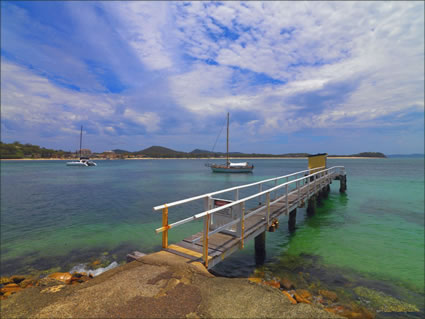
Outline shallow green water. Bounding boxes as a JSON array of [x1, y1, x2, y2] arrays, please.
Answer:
[[1, 158, 424, 312]]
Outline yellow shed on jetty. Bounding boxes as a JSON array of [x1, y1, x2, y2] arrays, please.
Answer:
[[308, 153, 328, 174]]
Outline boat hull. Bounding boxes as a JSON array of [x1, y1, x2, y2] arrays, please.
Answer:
[[211, 166, 254, 173], [66, 162, 88, 167]]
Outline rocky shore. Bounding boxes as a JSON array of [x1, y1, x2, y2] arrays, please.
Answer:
[[1, 251, 419, 318], [0, 251, 342, 318]]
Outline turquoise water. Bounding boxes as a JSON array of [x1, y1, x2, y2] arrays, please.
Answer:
[[1, 158, 424, 312]]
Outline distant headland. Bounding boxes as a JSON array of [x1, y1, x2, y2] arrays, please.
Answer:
[[0, 141, 392, 160]]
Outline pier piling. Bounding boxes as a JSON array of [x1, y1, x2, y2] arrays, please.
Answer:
[[254, 231, 266, 265], [288, 209, 297, 232], [307, 196, 316, 216], [339, 175, 347, 193]]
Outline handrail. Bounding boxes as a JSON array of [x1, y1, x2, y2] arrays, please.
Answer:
[[155, 166, 344, 234], [153, 167, 325, 211]]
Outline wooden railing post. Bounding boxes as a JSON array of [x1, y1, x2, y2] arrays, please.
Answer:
[[240, 202, 245, 249], [162, 205, 169, 249], [203, 214, 210, 267]]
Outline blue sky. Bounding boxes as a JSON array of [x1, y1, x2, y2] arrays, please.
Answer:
[[1, 1, 424, 154]]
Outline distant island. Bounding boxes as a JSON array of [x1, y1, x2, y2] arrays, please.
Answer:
[[0, 141, 389, 159]]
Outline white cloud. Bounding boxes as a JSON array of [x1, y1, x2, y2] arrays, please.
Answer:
[[123, 109, 160, 133], [103, 2, 175, 70]]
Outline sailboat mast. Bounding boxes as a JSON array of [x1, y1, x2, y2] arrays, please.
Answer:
[[226, 112, 229, 167], [79, 125, 83, 158]]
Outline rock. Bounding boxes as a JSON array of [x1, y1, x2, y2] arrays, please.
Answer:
[[319, 289, 338, 302], [91, 260, 101, 266], [0, 277, 11, 285], [4, 283, 19, 288], [0, 295, 8, 300], [353, 286, 419, 312], [282, 291, 297, 304], [40, 285, 66, 294], [0, 285, 23, 295], [126, 251, 146, 263], [10, 275, 25, 284], [293, 292, 311, 304], [279, 278, 295, 290], [263, 280, 280, 289], [248, 277, 262, 284], [295, 289, 312, 300], [19, 279, 35, 288], [48, 272, 73, 285], [325, 305, 375, 319], [71, 275, 91, 283]]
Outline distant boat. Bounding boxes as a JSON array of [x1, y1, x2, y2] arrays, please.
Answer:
[[66, 126, 97, 167], [208, 113, 254, 173]]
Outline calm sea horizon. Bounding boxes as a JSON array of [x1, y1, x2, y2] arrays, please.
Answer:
[[1, 157, 424, 314]]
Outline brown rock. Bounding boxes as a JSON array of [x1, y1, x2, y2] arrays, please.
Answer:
[[319, 289, 338, 302], [0, 277, 11, 285], [324, 305, 371, 319], [48, 272, 73, 284], [0, 286, 23, 295], [279, 278, 295, 290], [295, 289, 312, 300], [282, 291, 297, 304], [263, 280, 280, 289], [248, 277, 262, 284], [4, 283, 19, 288], [293, 292, 311, 304], [0, 295, 7, 300], [10, 275, 26, 284], [92, 260, 101, 266], [19, 279, 35, 288], [72, 275, 91, 283]]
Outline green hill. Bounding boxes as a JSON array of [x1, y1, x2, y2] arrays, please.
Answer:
[[135, 146, 187, 158], [0, 142, 71, 159]]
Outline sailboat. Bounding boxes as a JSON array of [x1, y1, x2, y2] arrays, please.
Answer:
[[66, 126, 97, 167], [209, 113, 254, 173]]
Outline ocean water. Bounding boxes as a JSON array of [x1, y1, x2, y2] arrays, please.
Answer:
[[1, 158, 424, 314]]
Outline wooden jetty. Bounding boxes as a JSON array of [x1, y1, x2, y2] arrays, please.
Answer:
[[154, 154, 346, 269]]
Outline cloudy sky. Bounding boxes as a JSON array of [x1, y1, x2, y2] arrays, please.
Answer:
[[1, 1, 424, 154]]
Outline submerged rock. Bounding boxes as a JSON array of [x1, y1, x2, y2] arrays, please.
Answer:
[[279, 278, 295, 290], [295, 289, 312, 300], [318, 289, 338, 302], [324, 304, 375, 319], [0, 277, 11, 285], [10, 275, 26, 284], [353, 286, 419, 313], [48, 272, 73, 284]]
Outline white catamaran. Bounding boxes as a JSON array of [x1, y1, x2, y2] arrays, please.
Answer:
[[66, 126, 97, 167], [208, 113, 254, 173]]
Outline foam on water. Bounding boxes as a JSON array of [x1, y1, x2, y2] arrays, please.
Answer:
[[69, 261, 119, 277]]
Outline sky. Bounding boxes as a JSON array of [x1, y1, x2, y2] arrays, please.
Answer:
[[1, 1, 424, 155]]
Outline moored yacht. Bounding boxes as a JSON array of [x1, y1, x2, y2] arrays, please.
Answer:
[[208, 113, 254, 173], [66, 126, 97, 167]]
